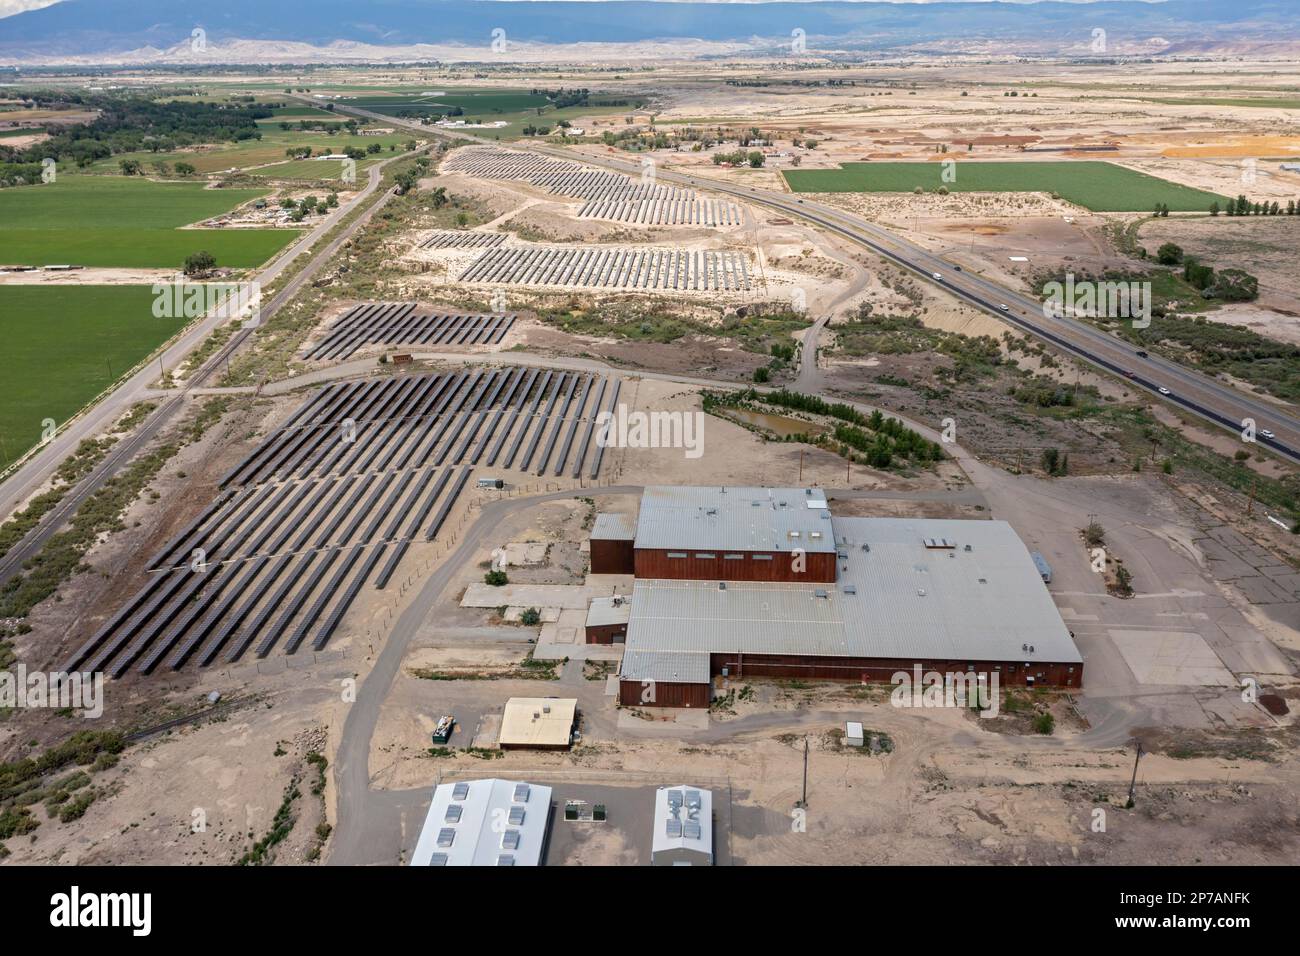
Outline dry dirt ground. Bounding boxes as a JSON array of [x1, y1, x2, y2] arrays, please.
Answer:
[[1138, 215, 1300, 332], [5, 59, 1300, 866]]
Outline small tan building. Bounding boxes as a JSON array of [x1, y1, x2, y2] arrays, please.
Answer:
[[498, 697, 577, 751]]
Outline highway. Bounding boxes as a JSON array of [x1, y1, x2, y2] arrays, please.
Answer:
[[0, 152, 416, 585], [337, 102, 1300, 465]]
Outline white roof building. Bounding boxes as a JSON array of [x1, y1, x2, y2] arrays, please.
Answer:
[[410, 778, 553, 866], [652, 785, 714, 866]]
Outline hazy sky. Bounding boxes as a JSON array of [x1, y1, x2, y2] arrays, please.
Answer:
[[0, 0, 1129, 20]]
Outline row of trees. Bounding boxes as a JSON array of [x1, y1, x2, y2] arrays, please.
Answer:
[[712, 150, 765, 168], [0, 96, 269, 171]]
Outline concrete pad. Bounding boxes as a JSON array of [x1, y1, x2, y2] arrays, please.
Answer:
[[604, 675, 620, 696], [616, 708, 710, 734], [501, 541, 548, 566], [584, 573, 635, 593], [1109, 629, 1235, 686], [461, 582, 611, 610], [472, 714, 502, 749], [557, 608, 586, 629]]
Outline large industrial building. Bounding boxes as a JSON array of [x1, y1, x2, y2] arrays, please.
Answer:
[[601, 486, 1084, 708], [410, 778, 553, 866]]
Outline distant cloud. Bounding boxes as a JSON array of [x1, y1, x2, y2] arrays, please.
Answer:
[[0, 0, 62, 18]]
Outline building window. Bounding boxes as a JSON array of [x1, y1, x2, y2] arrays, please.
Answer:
[[666, 552, 687, 559], [753, 554, 773, 562], [695, 553, 716, 560], [724, 554, 744, 560]]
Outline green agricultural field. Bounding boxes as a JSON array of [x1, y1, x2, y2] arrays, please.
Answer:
[[783, 161, 1228, 212], [255, 157, 381, 180], [88, 127, 414, 176], [0, 286, 186, 463], [0, 176, 298, 269], [342, 88, 645, 139]]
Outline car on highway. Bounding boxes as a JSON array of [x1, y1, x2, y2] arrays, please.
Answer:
[[1136, 349, 1149, 358], [932, 272, 943, 280], [1261, 429, 1276, 440], [1122, 370, 1136, 379], [998, 304, 1010, 312], [1157, 386, 1171, 395]]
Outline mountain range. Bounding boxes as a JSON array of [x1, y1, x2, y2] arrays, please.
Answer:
[[0, 0, 1295, 64]]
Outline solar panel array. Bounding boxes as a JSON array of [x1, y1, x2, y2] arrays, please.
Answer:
[[65, 366, 619, 679], [305, 302, 516, 361], [442, 146, 742, 227], [418, 231, 507, 250], [457, 246, 752, 292]]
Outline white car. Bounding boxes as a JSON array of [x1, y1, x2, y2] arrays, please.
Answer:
[[1157, 386, 1171, 396], [932, 272, 943, 281], [1260, 429, 1276, 440], [998, 304, 1010, 312]]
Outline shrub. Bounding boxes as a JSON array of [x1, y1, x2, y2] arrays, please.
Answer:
[[484, 570, 509, 586], [1155, 242, 1183, 265], [520, 607, 541, 626], [1033, 712, 1056, 735]]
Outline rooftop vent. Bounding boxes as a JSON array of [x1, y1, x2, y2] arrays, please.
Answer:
[[497, 855, 515, 866], [814, 588, 829, 599], [964, 544, 973, 552], [444, 805, 463, 824], [683, 821, 702, 840], [718, 582, 727, 590], [437, 828, 456, 848], [862, 543, 870, 553], [452, 782, 470, 800], [917, 588, 927, 597], [666, 819, 683, 838], [508, 806, 525, 826], [501, 830, 521, 850], [923, 537, 957, 549], [513, 783, 530, 803], [842, 584, 857, 595], [428, 853, 449, 866]]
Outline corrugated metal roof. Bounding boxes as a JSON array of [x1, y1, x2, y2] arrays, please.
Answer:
[[634, 485, 835, 554], [621, 517, 1081, 676], [592, 512, 637, 541], [410, 778, 553, 866], [652, 786, 713, 862], [620, 649, 711, 684]]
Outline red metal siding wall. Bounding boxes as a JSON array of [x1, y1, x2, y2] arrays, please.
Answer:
[[585, 623, 627, 645], [634, 548, 836, 582], [591, 538, 635, 575], [619, 680, 711, 708], [712, 653, 1082, 688]]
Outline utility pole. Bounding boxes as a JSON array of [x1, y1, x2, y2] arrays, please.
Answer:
[[796, 735, 809, 809], [1246, 477, 1256, 517], [1127, 741, 1144, 808], [798, 448, 804, 483]]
